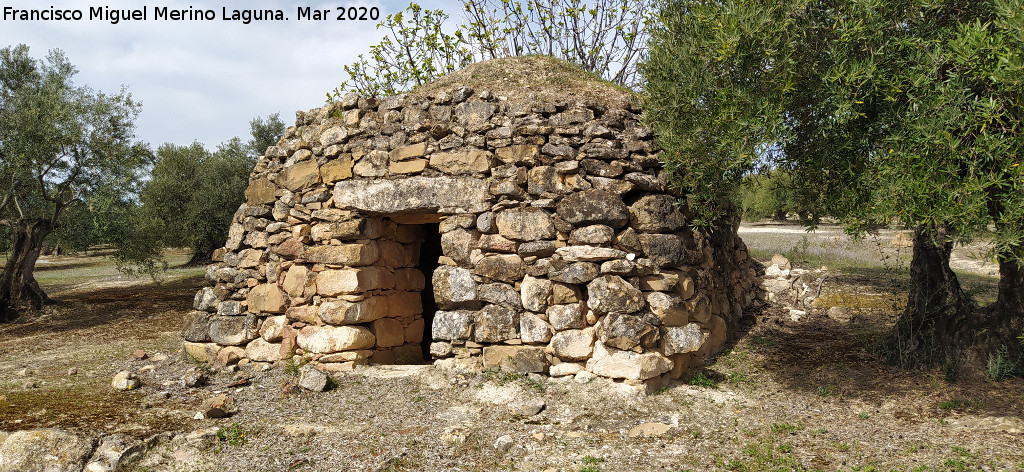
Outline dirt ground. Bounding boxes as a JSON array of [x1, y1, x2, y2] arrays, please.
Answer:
[[1, 232, 1023, 471]]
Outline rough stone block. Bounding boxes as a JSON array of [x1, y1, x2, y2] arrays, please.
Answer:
[[661, 323, 708, 356], [433, 266, 477, 308], [520, 275, 552, 312], [639, 272, 680, 292], [430, 149, 491, 174], [637, 233, 686, 268], [387, 291, 423, 318], [334, 176, 490, 214], [549, 262, 599, 284], [209, 315, 258, 346], [244, 178, 278, 205], [371, 318, 406, 348], [473, 304, 520, 343], [353, 150, 389, 177], [555, 246, 627, 262], [630, 194, 687, 233], [389, 159, 427, 174], [520, 313, 553, 344], [495, 144, 539, 165], [546, 329, 595, 361], [307, 242, 380, 266], [320, 155, 353, 182], [245, 338, 283, 362], [586, 275, 645, 315], [320, 125, 349, 147], [441, 228, 478, 264], [404, 318, 425, 343], [547, 303, 585, 330], [646, 291, 688, 326], [478, 283, 522, 309], [319, 297, 388, 325], [432, 310, 474, 341], [247, 283, 288, 314], [194, 287, 218, 312], [555, 189, 629, 228], [317, 267, 393, 296], [183, 311, 212, 343], [278, 159, 321, 191], [0, 429, 95, 472], [599, 312, 660, 351], [586, 341, 673, 381], [568, 224, 614, 245], [473, 254, 525, 283], [481, 346, 549, 373], [478, 234, 519, 253], [282, 265, 313, 297], [184, 342, 221, 363], [297, 325, 376, 353], [260, 315, 287, 342], [391, 142, 427, 161], [395, 268, 426, 291], [376, 240, 406, 268], [495, 207, 555, 241]]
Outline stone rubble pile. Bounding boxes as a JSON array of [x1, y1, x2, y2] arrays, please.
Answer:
[[183, 79, 756, 384], [756, 254, 829, 321]]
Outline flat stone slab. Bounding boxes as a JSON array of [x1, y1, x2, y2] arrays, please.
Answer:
[[334, 176, 490, 214]]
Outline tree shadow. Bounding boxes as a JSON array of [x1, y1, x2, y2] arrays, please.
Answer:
[[0, 274, 204, 340]]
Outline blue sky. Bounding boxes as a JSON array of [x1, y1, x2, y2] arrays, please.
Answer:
[[1, 0, 452, 148]]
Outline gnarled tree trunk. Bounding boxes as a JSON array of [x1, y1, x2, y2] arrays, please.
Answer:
[[0, 218, 54, 322], [966, 258, 1024, 366], [885, 223, 974, 367]]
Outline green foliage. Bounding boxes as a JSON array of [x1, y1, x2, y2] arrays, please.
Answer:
[[987, 345, 1017, 381], [216, 422, 248, 446], [640, 0, 795, 227], [480, 367, 546, 392], [580, 455, 606, 471], [0, 44, 149, 231], [738, 170, 815, 222], [769, 422, 800, 435], [0, 44, 150, 307], [120, 114, 284, 271], [937, 398, 982, 411], [643, 0, 1024, 241], [642, 0, 1024, 363], [329, 3, 472, 98], [462, 0, 650, 88], [687, 370, 718, 388], [329, 0, 650, 98]]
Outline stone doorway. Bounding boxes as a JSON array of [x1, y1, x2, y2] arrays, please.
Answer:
[[384, 215, 444, 364]]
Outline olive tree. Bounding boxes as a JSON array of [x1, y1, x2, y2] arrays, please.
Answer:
[[642, 0, 1024, 367], [0, 44, 149, 321]]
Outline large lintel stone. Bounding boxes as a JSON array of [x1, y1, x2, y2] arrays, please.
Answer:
[[334, 176, 490, 214]]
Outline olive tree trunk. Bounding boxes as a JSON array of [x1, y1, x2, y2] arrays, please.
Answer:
[[885, 224, 973, 367], [0, 218, 54, 322]]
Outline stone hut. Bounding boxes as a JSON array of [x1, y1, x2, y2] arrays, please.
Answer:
[[183, 57, 757, 384]]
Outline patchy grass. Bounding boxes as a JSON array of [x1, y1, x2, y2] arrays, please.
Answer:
[[410, 55, 636, 108], [2, 235, 1023, 471]]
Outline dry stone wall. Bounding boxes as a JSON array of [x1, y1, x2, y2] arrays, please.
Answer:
[[183, 86, 757, 384]]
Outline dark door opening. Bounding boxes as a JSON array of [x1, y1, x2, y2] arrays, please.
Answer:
[[418, 223, 441, 359]]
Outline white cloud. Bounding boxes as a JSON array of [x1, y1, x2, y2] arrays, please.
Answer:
[[0, 0, 414, 147]]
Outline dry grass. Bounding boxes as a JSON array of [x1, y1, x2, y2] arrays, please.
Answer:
[[1, 242, 1023, 471], [410, 55, 637, 108]]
